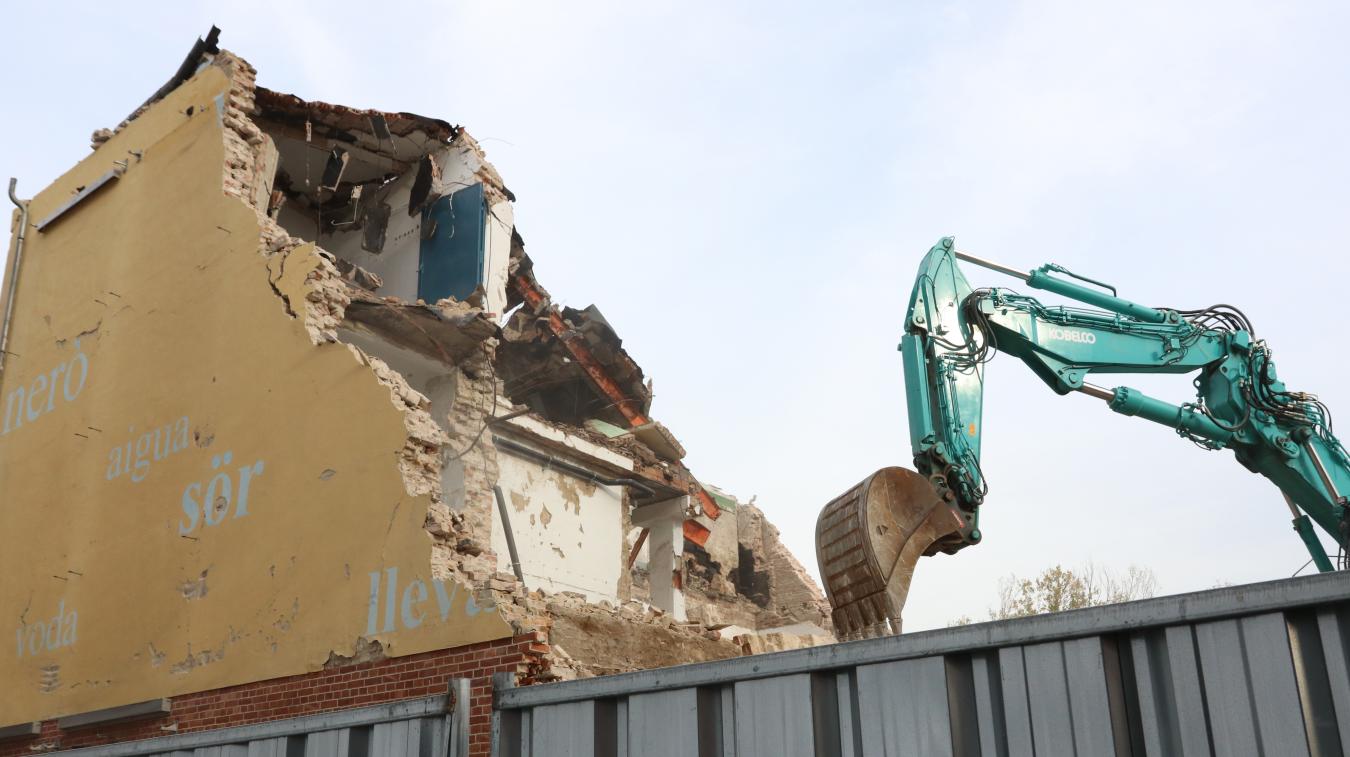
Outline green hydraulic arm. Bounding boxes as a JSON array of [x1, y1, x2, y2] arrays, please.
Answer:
[[903, 237, 1350, 571]]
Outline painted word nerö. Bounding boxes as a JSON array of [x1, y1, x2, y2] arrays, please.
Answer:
[[179, 451, 266, 534], [1, 337, 90, 436]]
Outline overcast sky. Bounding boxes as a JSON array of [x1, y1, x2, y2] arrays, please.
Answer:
[[3, 1, 1347, 631]]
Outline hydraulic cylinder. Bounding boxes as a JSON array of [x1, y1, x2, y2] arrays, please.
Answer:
[[1106, 386, 1236, 446], [1026, 268, 1169, 324]]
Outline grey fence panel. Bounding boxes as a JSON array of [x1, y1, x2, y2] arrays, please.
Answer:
[[716, 683, 736, 757], [1129, 630, 1177, 756], [55, 695, 458, 757], [831, 671, 862, 757], [1062, 637, 1116, 755], [1240, 612, 1311, 756], [1023, 641, 1075, 754], [243, 739, 289, 757], [302, 730, 338, 757], [626, 688, 700, 757], [1318, 606, 1350, 755], [372, 720, 413, 756], [1193, 614, 1314, 757], [1194, 617, 1262, 757], [855, 656, 951, 756], [731, 674, 813, 757], [968, 651, 1008, 757], [1162, 624, 1214, 756], [614, 699, 629, 757], [493, 573, 1350, 757], [996, 646, 1035, 757], [529, 701, 595, 757]]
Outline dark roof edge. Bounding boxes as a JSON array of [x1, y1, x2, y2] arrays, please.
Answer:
[[125, 25, 221, 123]]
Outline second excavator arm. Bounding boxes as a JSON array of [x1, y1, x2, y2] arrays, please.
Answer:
[[817, 237, 1350, 638]]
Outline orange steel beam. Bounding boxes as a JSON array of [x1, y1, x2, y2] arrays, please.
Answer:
[[512, 271, 720, 523], [683, 519, 711, 547], [626, 528, 650, 570], [693, 488, 722, 521], [514, 272, 648, 426]]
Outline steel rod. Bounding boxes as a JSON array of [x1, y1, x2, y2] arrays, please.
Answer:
[[954, 250, 1031, 281], [1077, 382, 1116, 402], [1283, 492, 1302, 519], [1304, 441, 1343, 503]]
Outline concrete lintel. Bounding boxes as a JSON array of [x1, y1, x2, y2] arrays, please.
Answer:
[[0, 722, 41, 741], [502, 414, 636, 472], [58, 698, 171, 730], [631, 495, 688, 529]]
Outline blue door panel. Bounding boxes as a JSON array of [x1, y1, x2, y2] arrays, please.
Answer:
[[417, 182, 486, 303]]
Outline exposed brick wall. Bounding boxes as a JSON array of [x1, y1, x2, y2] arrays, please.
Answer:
[[0, 633, 546, 757]]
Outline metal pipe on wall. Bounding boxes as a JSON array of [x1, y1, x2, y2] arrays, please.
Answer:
[[1, 178, 29, 378], [492, 485, 526, 584], [491, 435, 657, 497]]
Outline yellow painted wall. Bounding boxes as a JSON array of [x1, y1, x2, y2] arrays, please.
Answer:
[[0, 67, 509, 724]]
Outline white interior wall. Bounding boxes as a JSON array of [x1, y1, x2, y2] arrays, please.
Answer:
[[483, 200, 513, 318], [273, 142, 511, 312], [318, 170, 424, 301], [491, 446, 625, 603]]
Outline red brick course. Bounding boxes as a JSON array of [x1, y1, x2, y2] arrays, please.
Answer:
[[0, 633, 547, 757]]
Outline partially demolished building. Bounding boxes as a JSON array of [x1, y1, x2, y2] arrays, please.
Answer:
[[0, 29, 829, 754]]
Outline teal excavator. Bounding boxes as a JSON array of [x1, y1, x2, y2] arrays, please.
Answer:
[[815, 237, 1350, 638]]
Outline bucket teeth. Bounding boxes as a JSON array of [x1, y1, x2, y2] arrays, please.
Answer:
[[815, 467, 962, 638]]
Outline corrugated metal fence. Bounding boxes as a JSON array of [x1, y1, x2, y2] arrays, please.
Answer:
[[58, 684, 469, 757], [492, 572, 1350, 756]]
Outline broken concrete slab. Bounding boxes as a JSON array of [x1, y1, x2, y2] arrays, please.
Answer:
[[341, 290, 497, 366], [631, 421, 686, 462]]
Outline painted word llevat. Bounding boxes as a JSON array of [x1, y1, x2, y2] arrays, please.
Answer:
[[15, 599, 78, 659], [106, 416, 190, 483], [365, 567, 494, 636], [2, 337, 90, 436], [179, 450, 266, 535]]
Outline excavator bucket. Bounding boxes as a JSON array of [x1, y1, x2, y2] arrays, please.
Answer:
[[815, 467, 964, 639]]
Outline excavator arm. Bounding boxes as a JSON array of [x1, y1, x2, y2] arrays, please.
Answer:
[[817, 237, 1350, 639]]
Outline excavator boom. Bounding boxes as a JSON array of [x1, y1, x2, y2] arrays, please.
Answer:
[[817, 237, 1350, 639]]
